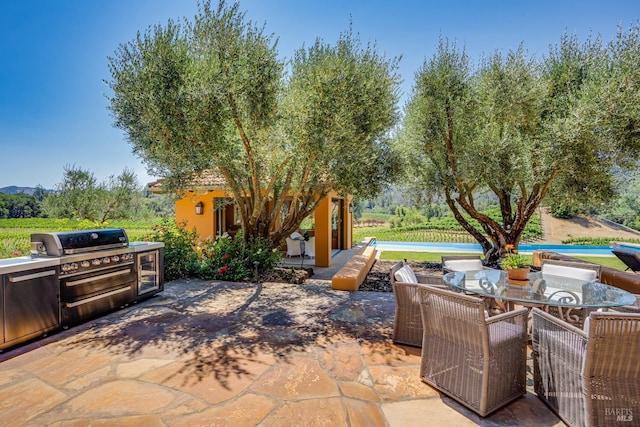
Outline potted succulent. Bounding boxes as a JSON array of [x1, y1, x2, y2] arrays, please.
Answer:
[[500, 245, 530, 282]]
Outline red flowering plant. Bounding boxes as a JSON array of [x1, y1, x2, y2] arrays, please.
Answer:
[[199, 231, 280, 281]]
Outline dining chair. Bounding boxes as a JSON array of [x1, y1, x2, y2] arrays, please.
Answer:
[[389, 261, 447, 347], [540, 259, 601, 328], [540, 259, 601, 281], [285, 237, 302, 258], [305, 236, 315, 259], [419, 286, 528, 416], [532, 308, 640, 427], [441, 255, 487, 274]]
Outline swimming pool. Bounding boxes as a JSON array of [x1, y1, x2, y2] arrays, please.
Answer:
[[373, 241, 615, 256]]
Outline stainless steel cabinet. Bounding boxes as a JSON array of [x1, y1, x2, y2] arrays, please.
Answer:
[[2, 268, 60, 349]]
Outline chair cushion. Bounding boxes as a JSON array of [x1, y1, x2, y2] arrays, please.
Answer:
[[541, 264, 597, 282], [444, 259, 484, 272], [394, 265, 418, 284]]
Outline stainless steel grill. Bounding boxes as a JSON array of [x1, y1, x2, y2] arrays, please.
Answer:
[[30, 229, 138, 327]]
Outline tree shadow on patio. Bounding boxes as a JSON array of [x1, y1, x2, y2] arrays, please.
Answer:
[[58, 278, 401, 390]]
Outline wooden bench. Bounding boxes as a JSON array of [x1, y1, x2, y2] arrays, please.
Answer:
[[331, 238, 377, 291]]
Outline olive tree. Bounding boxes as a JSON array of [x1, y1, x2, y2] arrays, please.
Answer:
[[42, 165, 141, 222], [398, 29, 640, 262], [107, 0, 400, 244]]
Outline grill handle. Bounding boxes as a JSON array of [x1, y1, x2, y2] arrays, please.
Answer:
[[65, 268, 132, 287], [8, 270, 56, 283]]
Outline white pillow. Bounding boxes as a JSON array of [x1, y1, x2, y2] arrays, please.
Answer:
[[444, 259, 483, 272], [394, 265, 418, 283], [541, 264, 597, 282]]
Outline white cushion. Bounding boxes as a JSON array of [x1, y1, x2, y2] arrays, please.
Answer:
[[444, 259, 483, 272], [394, 265, 418, 283], [541, 264, 597, 282]]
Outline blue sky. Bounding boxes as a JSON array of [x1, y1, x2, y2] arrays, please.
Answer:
[[1, 0, 638, 189]]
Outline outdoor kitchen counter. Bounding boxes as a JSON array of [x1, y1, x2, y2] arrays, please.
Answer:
[[0, 256, 59, 275], [129, 241, 164, 252], [0, 242, 163, 275]]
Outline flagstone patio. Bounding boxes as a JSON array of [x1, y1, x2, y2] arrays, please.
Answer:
[[0, 252, 565, 426]]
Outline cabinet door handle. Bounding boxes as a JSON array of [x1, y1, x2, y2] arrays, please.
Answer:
[[8, 270, 56, 283]]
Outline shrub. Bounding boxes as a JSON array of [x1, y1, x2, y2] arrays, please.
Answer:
[[198, 232, 281, 281], [143, 219, 201, 281]]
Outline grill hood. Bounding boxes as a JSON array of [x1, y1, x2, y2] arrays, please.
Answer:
[[30, 228, 129, 256]]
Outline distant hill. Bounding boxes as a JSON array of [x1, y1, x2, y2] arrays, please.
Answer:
[[0, 186, 39, 195], [539, 208, 640, 244]]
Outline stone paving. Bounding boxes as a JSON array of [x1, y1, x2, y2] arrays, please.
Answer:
[[0, 252, 566, 426]]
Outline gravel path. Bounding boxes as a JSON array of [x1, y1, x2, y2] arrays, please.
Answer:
[[358, 260, 443, 293]]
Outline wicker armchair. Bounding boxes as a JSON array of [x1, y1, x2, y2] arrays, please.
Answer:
[[390, 261, 446, 347], [532, 308, 640, 427], [419, 286, 528, 416]]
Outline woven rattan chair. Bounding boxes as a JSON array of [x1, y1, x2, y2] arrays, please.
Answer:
[[532, 308, 640, 427], [419, 286, 528, 416], [390, 261, 446, 347]]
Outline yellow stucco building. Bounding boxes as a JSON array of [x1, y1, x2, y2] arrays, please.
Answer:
[[149, 180, 353, 267]]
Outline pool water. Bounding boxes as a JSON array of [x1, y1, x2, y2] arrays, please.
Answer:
[[373, 241, 614, 256]]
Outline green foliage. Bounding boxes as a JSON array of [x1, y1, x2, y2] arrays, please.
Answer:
[[388, 206, 427, 228], [198, 232, 281, 281], [0, 193, 41, 218], [596, 169, 640, 231], [396, 27, 640, 259], [354, 209, 542, 245], [353, 227, 477, 245], [0, 217, 163, 258], [1, 217, 282, 281], [360, 212, 394, 222], [41, 165, 142, 222], [142, 219, 201, 281], [499, 253, 530, 269], [107, 0, 401, 245], [41, 165, 101, 220], [142, 193, 176, 218], [562, 236, 640, 246], [548, 202, 578, 219]]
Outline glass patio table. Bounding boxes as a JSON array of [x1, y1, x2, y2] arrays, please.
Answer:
[[443, 270, 636, 319]]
